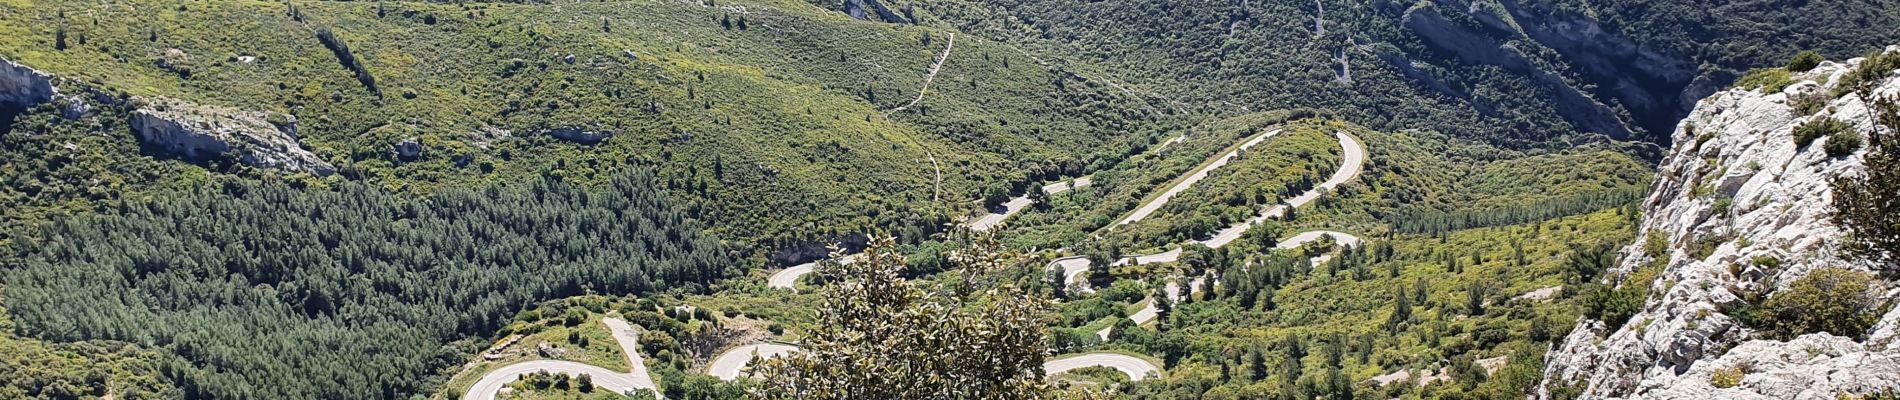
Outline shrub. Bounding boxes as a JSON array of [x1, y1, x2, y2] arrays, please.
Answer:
[[1735, 68, 1795, 94], [1580, 283, 1646, 330], [1787, 51, 1823, 72], [1751, 256, 1782, 270], [1825, 130, 1864, 157], [1710, 365, 1744, 388], [1791, 90, 1831, 116], [1835, 49, 1900, 97], [1833, 97, 1900, 271], [1794, 118, 1852, 148], [1756, 268, 1885, 340]]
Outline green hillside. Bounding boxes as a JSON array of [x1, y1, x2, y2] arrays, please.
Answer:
[[11, 0, 1875, 399], [904, 0, 1900, 144], [0, 0, 1176, 263]]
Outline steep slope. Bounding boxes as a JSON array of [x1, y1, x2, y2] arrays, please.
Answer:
[[0, 0, 1175, 262], [1540, 48, 1900, 399], [904, 0, 1900, 145]]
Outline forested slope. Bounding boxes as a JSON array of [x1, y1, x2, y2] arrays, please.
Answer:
[[2, 173, 727, 399], [0, 0, 1176, 264], [902, 0, 1900, 145]]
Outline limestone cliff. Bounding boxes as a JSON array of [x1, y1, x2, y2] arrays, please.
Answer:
[[1399, 1, 1637, 140], [130, 98, 335, 176], [1539, 48, 1900, 399], [0, 58, 56, 109], [2, 57, 92, 121]]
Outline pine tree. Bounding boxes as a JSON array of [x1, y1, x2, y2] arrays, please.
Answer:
[[1154, 286, 1175, 321], [1386, 285, 1412, 331], [1249, 347, 1270, 382], [1466, 282, 1487, 316]]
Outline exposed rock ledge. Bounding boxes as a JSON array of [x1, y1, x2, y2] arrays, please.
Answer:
[[131, 98, 334, 176], [1, 58, 56, 109], [2, 57, 92, 120], [549, 127, 613, 145], [1538, 47, 1900, 399]]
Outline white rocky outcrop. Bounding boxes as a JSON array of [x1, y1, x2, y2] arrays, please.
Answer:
[[1539, 47, 1900, 399], [1, 57, 92, 120], [131, 98, 335, 175], [1, 58, 57, 109]]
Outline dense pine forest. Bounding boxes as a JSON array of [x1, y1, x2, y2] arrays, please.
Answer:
[[2, 173, 728, 399]]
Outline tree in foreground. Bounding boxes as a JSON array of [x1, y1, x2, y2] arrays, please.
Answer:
[[1833, 93, 1900, 275], [750, 229, 1054, 399]]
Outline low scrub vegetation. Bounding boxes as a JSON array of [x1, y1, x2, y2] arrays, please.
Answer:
[[1795, 117, 1854, 148], [1754, 268, 1886, 340]]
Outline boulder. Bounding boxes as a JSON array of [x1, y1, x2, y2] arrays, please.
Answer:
[[58, 94, 90, 119], [130, 97, 335, 176], [393, 137, 422, 161]]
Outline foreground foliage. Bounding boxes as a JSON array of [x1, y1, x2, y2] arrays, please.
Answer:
[[1832, 91, 1900, 273], [752, 231, 1053, 399]]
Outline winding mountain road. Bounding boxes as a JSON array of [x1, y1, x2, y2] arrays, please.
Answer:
[[1055, 131, 1368, 287], [1061, 130, 1368, 338], [462, 318, 657, 400], [1043, 353, 1162, 381], [705, 343, 801, 381], [749, 130, 1369, 383], [1113, 129, 1284, 227], [968, 177, 1093, 232], [1198, 131, 1366, 249], [705, 344, 1164, 382]]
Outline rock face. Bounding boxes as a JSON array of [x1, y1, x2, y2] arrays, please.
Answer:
[[1399, 2, 1634, 140], [1493, 0, 1697, 126], [131, 98, 335, 176], [843, 0, 868, 20], [393, 137, 422, 161], [549, 127, 613, 145], [842, 0, 907, 23], [1539, 48, 1900, 399], [0, 57, 57, 109], [2, 57, 106, 124]]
